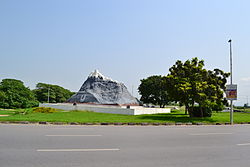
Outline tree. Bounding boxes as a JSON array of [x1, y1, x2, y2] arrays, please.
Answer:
[[0, 90, 7, 108], [167, 57, 229, 117], [33, 83, 74, 103], [138, 75, 169, 108], [244, 103, 248, 108], [0, 79, 38, 108]]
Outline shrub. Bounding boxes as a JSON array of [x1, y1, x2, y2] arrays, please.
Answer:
[[189, 106, 212, 117], [14, 109, 29, 115], [211, 102, 224, 112], [235, 106, 244, 109], [33, 107, 57, 113]]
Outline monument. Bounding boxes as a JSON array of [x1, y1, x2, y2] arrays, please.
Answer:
[[41, 70, 170, 115], [67, 70, 140, 105]]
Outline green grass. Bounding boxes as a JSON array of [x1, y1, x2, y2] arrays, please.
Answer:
[[1, 108, 250, 124]]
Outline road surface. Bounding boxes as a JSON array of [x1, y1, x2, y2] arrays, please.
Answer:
[[1, 124, 250, 167]]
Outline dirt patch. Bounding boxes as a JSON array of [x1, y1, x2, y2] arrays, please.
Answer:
[[0, 115, 9, 117]]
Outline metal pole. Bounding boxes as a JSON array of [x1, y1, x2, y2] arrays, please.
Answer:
[[229, 40, 232, 84], [230, 100, 233, 124], [228, 39, 233, 124]]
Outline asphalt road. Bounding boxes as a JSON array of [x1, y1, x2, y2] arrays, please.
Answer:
[[1, 124, 250, 167]]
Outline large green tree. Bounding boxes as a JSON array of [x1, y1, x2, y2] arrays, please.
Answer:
[[138, 75, 169, 108], [167, 57, 229, 117], [33, 83, 74, 103], [0, 79, 38, 108]]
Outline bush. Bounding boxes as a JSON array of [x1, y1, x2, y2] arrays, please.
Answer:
[[211, 102, 224, 112], [13, 109, 30, 115], [189, 106, 212, 117], [33, 107, 57, 113], [235, 106, 244, 109]]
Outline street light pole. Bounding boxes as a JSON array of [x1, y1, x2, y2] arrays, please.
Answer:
[[228, 39, 233, 124]]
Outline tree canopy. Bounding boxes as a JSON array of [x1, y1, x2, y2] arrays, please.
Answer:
[[0, 79, 38, 108], [138, 75, 169, 108], [166, 57, 229, 116], [138, 57, 229, 117], [33, 83, 74, 103]]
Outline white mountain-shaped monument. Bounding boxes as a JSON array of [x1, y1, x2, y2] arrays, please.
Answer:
[[67, 70, 140, 105]]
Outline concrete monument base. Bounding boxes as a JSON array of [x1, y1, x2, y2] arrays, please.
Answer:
[[39, 103, 171, 115]]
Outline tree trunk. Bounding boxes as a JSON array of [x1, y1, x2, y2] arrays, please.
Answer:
[[185, 104, 189, 115], [200, 105, 203, 118], [188, 101, 195, 117]]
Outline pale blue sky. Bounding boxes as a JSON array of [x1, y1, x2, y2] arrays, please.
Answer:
[[1, 0, 250, 105]]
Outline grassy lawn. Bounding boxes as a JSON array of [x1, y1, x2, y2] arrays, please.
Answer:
[[1, 108, 250, 124]]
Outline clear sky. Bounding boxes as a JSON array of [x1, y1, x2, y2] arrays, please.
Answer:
[[1, 0, 250, 105]]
